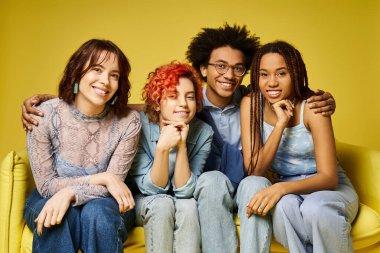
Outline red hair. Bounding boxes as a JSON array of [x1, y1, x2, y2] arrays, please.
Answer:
[[143, 62, 203, 123]]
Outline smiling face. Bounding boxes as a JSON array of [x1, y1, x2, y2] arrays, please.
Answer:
[[200, 46, 245, 108], [158, 77, 197, 127], [259, 53, 294, 104], [74, 51, 119, 116]]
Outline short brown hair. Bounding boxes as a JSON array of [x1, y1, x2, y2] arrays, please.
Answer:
[[58, 39, 131, 117]]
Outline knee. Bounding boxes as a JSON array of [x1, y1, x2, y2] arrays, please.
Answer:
[[176, 199, 200, 234], [240, 176, 271, 191], [237, 176, 271, 199], [81, 198, 119, 228], [273, 195, 301, 218], [195, 171, 232, 198], [176, 198, 198, 219], [145, 195, 175, 221]]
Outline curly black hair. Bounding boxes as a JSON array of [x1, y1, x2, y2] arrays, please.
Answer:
[[186, 23, 260, 80]]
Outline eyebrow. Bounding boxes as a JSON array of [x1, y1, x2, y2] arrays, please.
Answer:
[[259, 67, 288, 71], [215, 60, 244, 65], [93, 63, 120, 73]]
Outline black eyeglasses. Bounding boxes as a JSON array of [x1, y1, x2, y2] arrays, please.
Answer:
[[208, 62, 246, 77]]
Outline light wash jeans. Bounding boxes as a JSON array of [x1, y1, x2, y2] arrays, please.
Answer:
[[135, 194, 201, 253], [194, 171, 272, 253], [272, 169, 359, 253], [23, 189, 134, 253]]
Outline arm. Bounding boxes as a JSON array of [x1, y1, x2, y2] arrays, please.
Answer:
[[172, 122, 213, 198], [307, 89, 336, 116], [264, 110, 338, 195], [173, 144, 191, 189], [150, 122, 182, 187], [289, 104, 339, 192], [246, 103, 338, 217], [131, 120, 179, 195], [22, 94, 56, 131], [28, 109, 141, 206], [81, 114, 141, 209], [240, 96, 292, 176], [130, 141, 171, 195], [34, 125, 142, 234]]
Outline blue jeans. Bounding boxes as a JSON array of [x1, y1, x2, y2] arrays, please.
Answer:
[[194, 171, 272, 253], [24, 189, 135, 253], [135, 194, 201, 253], [272, 170, 359, 253]]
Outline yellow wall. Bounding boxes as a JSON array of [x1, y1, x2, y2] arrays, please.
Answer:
[[1, 0, 379, 158]]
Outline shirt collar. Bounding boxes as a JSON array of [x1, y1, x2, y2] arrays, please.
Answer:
[[202, 86, 243, 110], [149, 120, 160, 142]]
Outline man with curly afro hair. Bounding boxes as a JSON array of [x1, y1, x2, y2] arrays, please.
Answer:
[[186, 23, 336, 253]]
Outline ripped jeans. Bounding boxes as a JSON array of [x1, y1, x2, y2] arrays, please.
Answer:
[[135, 194, 201, 253]]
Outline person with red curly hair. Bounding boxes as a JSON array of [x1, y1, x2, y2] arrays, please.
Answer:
[[128, 62, 213, 253]]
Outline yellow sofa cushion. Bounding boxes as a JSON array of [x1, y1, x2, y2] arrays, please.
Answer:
[[0, 150, 35, 253]]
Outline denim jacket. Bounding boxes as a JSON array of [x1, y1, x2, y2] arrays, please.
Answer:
[[129, 112, 213, 198]]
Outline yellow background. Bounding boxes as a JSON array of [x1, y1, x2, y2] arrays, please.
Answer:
[[1, 0, 379, 158]]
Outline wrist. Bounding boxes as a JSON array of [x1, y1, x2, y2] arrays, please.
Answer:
[[276, 182, 288, 196], [156, 143, 171, 152], [274, 122, 287, 131], [89, 172, 109, 186], [178, 142, 187, 150], [61, 188, 76, 202]]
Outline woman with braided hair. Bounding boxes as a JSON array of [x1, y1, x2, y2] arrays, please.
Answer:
[[240, 41, 358, 253]]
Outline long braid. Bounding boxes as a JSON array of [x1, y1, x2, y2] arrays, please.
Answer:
[[248, 49, 265, 175]]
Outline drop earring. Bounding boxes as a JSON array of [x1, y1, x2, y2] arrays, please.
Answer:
[[73, 83, 79, 94]]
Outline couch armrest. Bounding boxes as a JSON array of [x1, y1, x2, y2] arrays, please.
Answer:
[[336, 142, 380, 214], [0, 149, 35, 253]]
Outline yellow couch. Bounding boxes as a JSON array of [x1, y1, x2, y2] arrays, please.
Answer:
[[1, 142, 380, 253]]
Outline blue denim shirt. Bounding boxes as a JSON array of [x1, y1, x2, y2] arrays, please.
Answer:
[[129, 112, 213, 198]]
